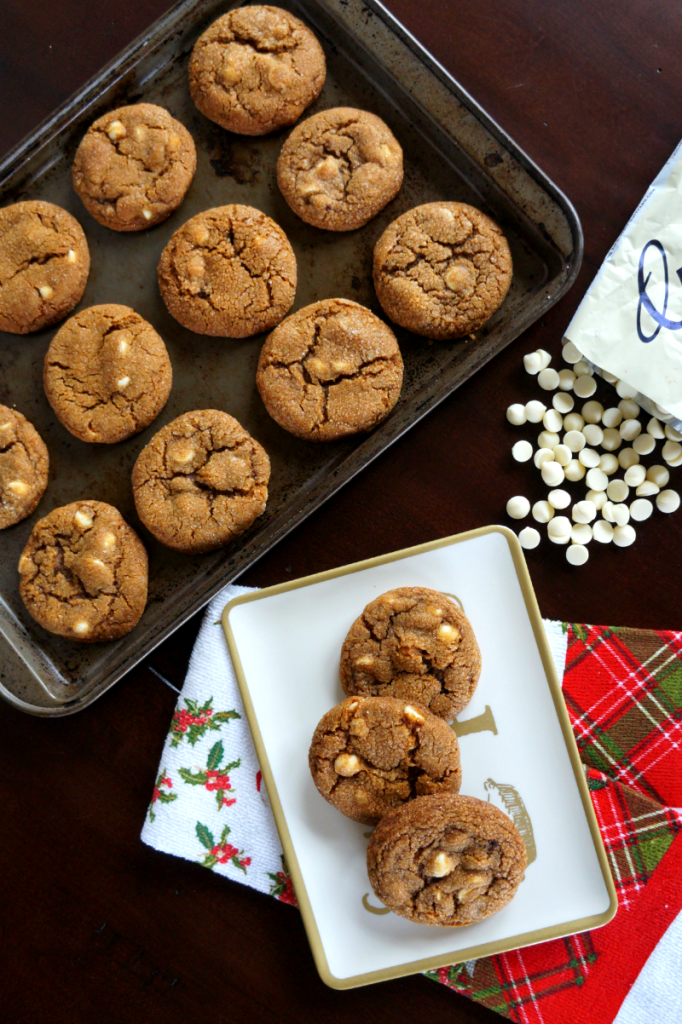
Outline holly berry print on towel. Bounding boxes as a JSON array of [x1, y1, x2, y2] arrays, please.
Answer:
[[148, 768, 177, 823], [179, 740, 240, 810], [169, 697, 240, 748], [196, 822, 251, 873], [268, 855, 298, 906]]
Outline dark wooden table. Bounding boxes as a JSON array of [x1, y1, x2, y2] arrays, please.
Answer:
[[2, 1, 681, 1021]]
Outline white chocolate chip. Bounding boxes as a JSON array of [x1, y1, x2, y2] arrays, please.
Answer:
[[612, 503, 630, 526], [541, 461, 565, 486], [574, 374, 597, 399], [66, 249, 76, 263], [73, 620, 91, 635], [107, 120, 126, 140], [404, 705, 425, 722], [586, 489, 608, 510], [636, 480, 659, 497], [334, 753, 361, 777], [532, 500, 554, 523], [101, 531, 116, 550], [512, 440, 533, 463], [662, 440, 682, 464], [506, 403, 527, 425], [118, 339, 129, 355], [567, 543, 589, 565], [572, 500, 597, 524], [657, 489, 681, 513], [582, 401, 604, 424], [437, 623, 459, 641], [593, 519, 614, 543], [537, 349, 552, 370], [600, 453, 619, 475], [507, 495, 530, 519], [613, 523, 636, 547], [538, 430, 560, 449], [647, 417, 665, 439], [548, 488, 571, 509], [563, 429, 586, 453], [620, 419, 642, 441], [602, 407, 623, 428], [38, 285, 53, 300], [647, 464, 670, 487], [618, 397, 640, 418], [548, 516, 571, 543], [558, 368, 576, 391], [579, 448, 600, 468], [618, 447, 640, 470], [562, 341, 582, 363], [553, 444, 572, 466], [525, 400, 547, 423], [534, 447, 554, 469], [624, 464, 646, 487], [665, 424, 682, 441], [633, 433, 655, 456], [564, 459, 586, 481], [116, 376, 130, 389], [523, 352, 543, 374], [518, 526, 540, 549], [573, 360, 594, 377], [74, 510, 93, 529], [571, 523, 592, 544], [7, 480, 29, 495], [538, 368, 560, 391], [630, 498, 653, 522], [564, 412, 585, 431], [427, 852, 456, 878], [585, 467, 608, 491], [606, 478, 629, 503], [602, 370, 619, 384], [582, 424, 603, 447], [601, 427, 622, 451], [543, 408, 563, 432], [142, 208, 152, 221], [553, 391, 575, 414]]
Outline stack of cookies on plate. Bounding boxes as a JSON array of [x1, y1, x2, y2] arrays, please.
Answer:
[[0, 5, 512, 647], [309, 586, 527, 927]]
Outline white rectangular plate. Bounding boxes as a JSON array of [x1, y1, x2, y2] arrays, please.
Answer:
[[223, 526, 616, 989]]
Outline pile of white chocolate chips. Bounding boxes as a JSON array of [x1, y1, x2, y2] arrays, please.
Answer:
[[505, 342, 681, 565]]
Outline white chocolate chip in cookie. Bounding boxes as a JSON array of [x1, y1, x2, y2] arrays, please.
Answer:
[[7, 480, 29, 495], [101, 531, 117, 550], [142, 208, 152, 221], [331, 359, 351, 373], [315, 156, 340, 181], [438, 622, 459, 641], [117, 377, 130, 389], [426, 851, 456, 878], [38, 285, 53, 300], [355, 655, 374, 667], [118, 339, 129, 355], [169, 442, 195, 464], [67, 249, 76, 263], [306, 357, 327, 376], [334, 752, 361, 776], [107, 120, 126, 141], [444, 263, 474, 293], [403, 705, 425, 723], [188, 255, 205, 279], [134, 125, 146, 141], [73, 620, 91, 635], [74, 510, 94, 530]]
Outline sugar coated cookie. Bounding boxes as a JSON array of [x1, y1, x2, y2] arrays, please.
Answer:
[[44, 304, 172, 443], [132, 409, 270, 553], [72, 103, 196, 231], [18, 500, 148, 642], [157, 205, 296, 337], [309, 695, 462, 825], [373, 201, 512, 339], [189, 6, 326, 135], [367, 793, 527, 926], [277, 107, 403, 231], [0, 201, 89, 334], [0, 405, 49, 529], [340, 587, 481, 720], [256, 298, 403, 441]]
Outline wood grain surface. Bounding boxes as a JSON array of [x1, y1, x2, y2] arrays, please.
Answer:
[[2, 1, 682, 1021]]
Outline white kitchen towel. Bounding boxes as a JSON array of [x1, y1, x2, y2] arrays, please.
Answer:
[[141, 583, 567, 900]]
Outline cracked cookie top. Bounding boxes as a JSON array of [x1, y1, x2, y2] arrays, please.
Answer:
[[367, 794, 527, 926], [188, 6, 326, 136], [277, 107, 403, 231], [340, 587, 481, 720], [256, 298, 403, 441], [0, 200, 90, 334], [43, 304, 173, 444], [18, 500, 148, 643], [309, 696, 461, 825], [373, 201, 513, 340], [0, 405, 49, 529], [131, 409, 271, 553], [72, 103, 196, 232], [157, 205, 297, 338]]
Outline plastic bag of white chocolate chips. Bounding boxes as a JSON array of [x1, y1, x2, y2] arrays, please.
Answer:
[[564, 139, 682, 430]]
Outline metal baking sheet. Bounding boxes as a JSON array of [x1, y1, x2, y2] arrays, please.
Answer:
[[0, 0, 582, 715]]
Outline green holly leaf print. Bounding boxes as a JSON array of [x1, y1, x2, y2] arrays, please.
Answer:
[[219, 824, 231, 844], [207, 740, 224, 771], [196, 821, 215, 851], [179, 768, 209, 786], [212, 710, 241, 725]]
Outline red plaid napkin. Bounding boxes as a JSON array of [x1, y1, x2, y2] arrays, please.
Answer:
[[426, 624, 682, 1022]]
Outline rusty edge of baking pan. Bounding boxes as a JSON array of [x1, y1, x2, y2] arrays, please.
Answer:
[[0, 0, 582, 715]]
